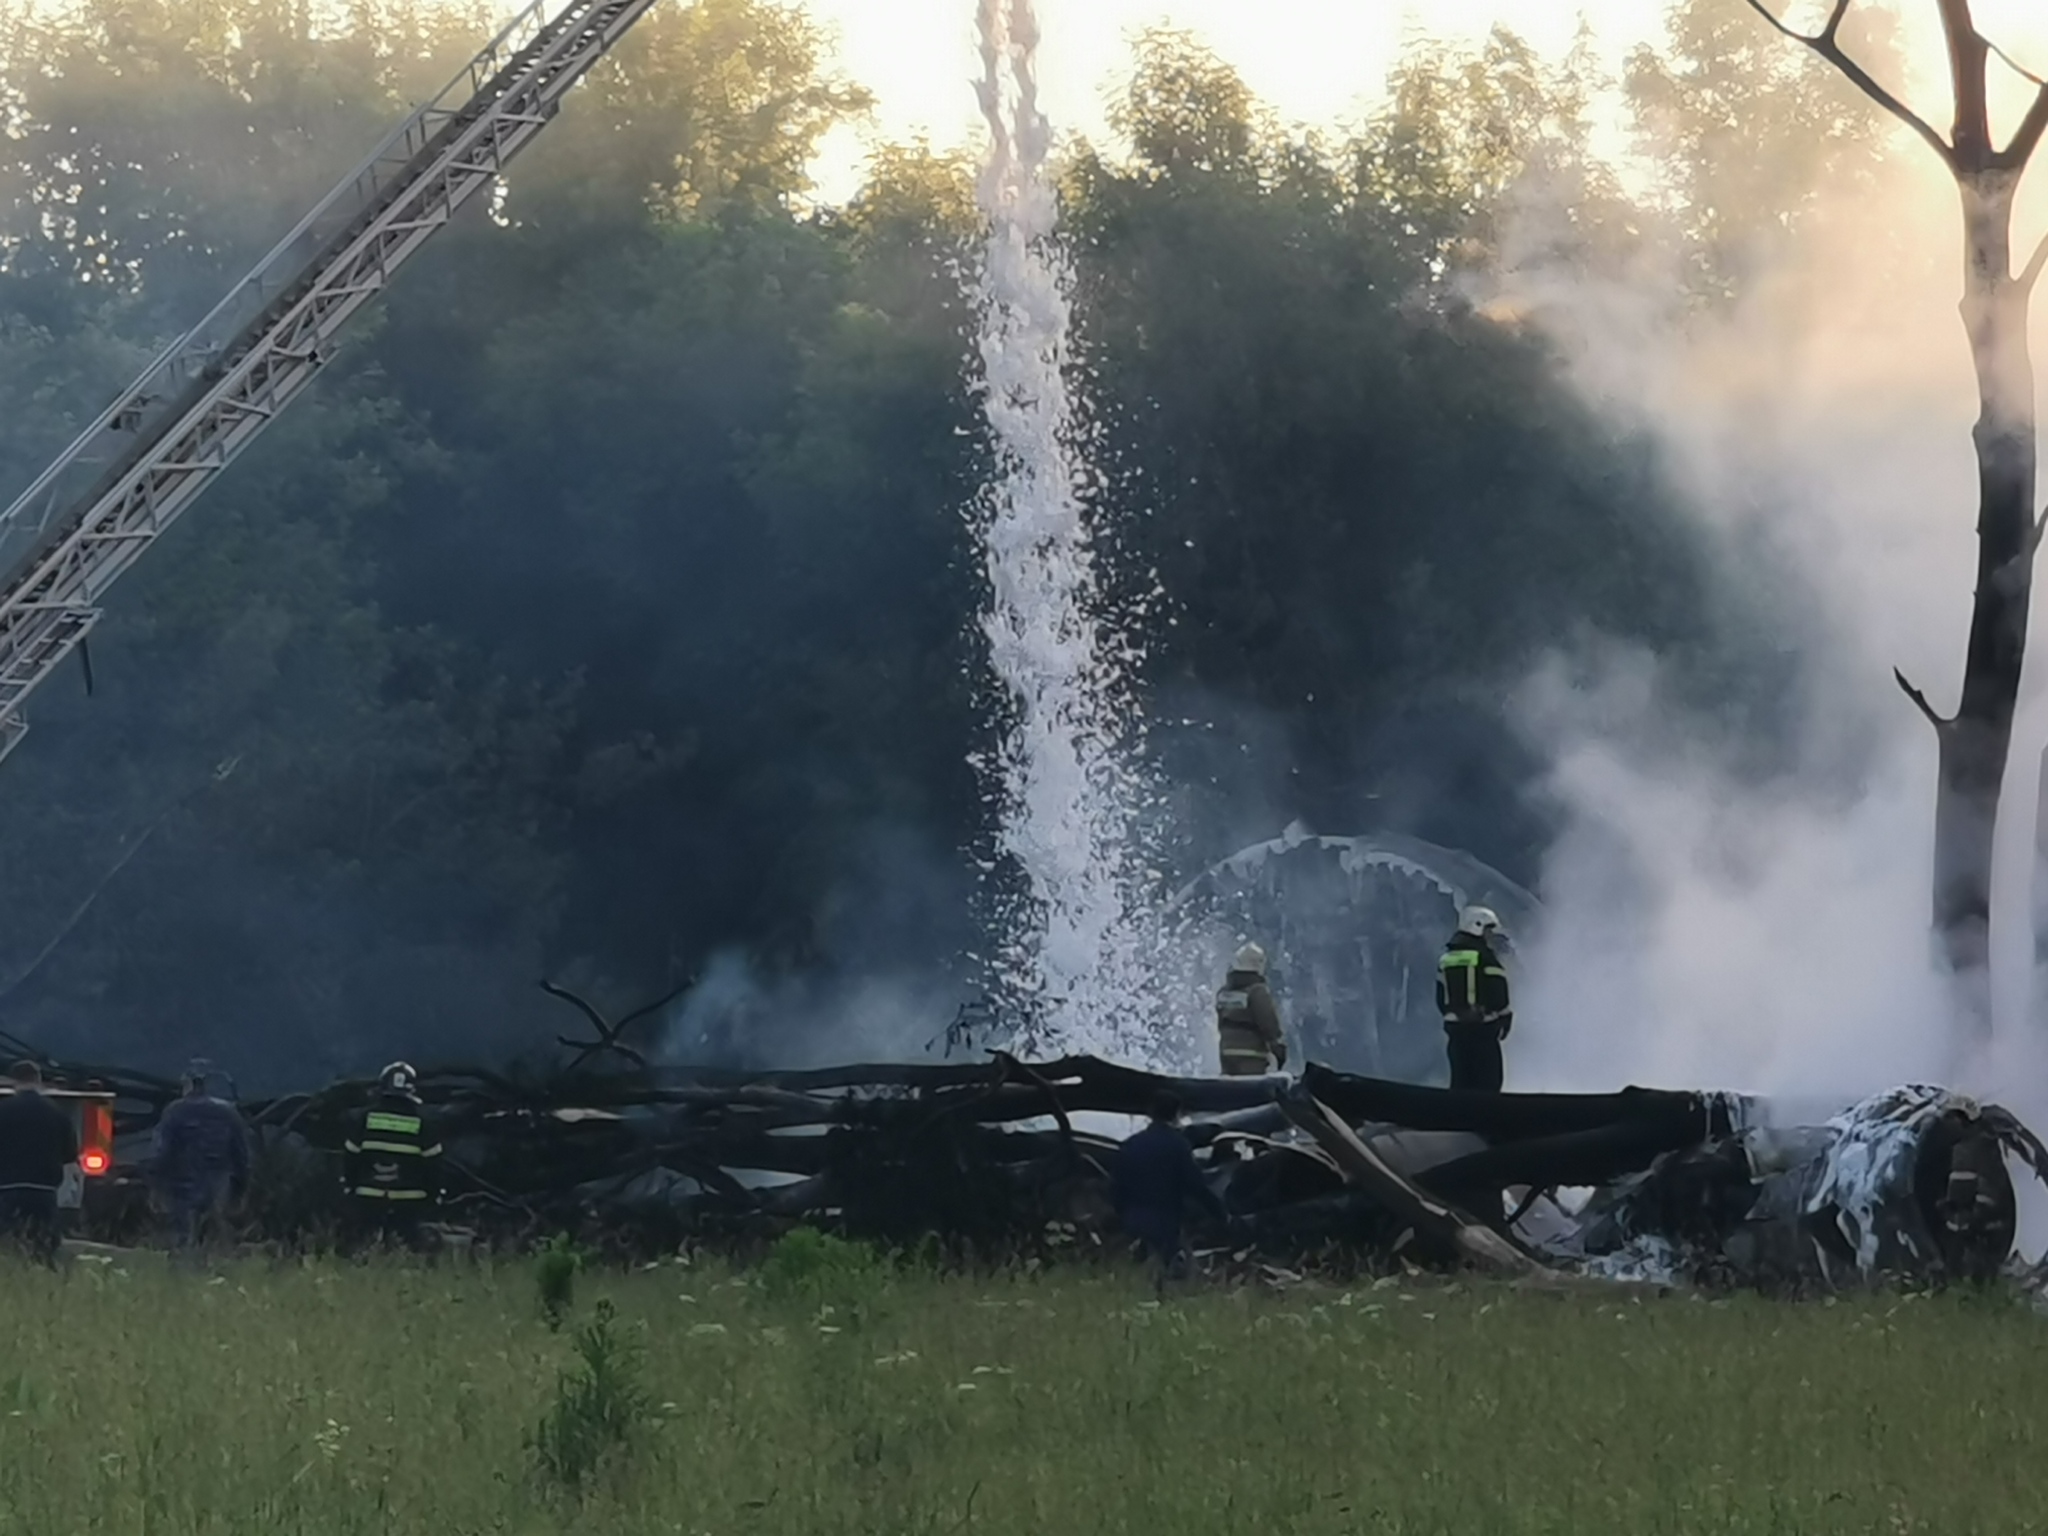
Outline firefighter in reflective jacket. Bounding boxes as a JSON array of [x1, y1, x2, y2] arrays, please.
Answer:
[[1437, 907, 1512, 1092], [343, 1061, 442, 1244], [1216, 943, 1288, 1076]]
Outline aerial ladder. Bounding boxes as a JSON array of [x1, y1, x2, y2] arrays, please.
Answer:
[[0, 0, 667, 763]]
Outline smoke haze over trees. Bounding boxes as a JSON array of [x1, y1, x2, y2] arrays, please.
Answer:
[[0, 0, 1873, 1083]]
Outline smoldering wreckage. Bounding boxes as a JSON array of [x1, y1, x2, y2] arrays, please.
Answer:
[[18, 993, 2048, 1295]]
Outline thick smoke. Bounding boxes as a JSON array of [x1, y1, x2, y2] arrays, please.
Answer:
[[658, 822, 981, 1069], [1490, 109, 2048, 1113], [660, 949, 968, 1068]]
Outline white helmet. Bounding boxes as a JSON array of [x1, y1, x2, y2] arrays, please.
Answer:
[[1457, 906, 1502, 940], [1232, 942, 1268, 976]]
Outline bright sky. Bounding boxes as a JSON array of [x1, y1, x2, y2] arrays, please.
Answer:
[[413, 0, 2048, 198], [799, 0, 1668, 199], [772, 0, 2048, 202], [387, 1, 2048, 201]]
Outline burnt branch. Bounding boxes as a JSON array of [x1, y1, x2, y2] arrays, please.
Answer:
[[1740, 0, 1958, 170], [1894, 667, 1956, 731], [614, 977, 692, 1036], [994, 1050, 1078, 1161], [2004, 82, 2048, 167], [541, 978, 653, 1071], [1935, 1, 2048, 167], [2021, 231, 2048, 297], [539, 979, 608, 1038], [1984, 34, 2046, 90]]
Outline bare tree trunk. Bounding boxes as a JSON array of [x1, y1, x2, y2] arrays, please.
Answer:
[[2032, 745, 2048, 984], [1934, 170, 2036, 1019], [1743, 1, 2048, 1034]]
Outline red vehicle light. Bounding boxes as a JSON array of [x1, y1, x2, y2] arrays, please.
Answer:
[[78, 1102, 114, 1177]]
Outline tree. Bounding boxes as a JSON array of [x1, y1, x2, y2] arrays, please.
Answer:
[[504, 0, 871, 222], [0, 2, 1801, 1077], [0, 0, 575, 1077], [1105, 27, 1266, 182], [1628, 0, 1893, 305], [0, 0, 487, 321], [1064, 30, 1775, 867], [1361, 25, 1618, 276], [1742, 0, 2048, 1027]]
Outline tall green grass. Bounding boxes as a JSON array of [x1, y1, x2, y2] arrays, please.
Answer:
[[0, 1250, 2041, 1533]]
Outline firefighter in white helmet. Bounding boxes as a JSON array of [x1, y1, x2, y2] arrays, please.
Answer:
[[342, 1061, 444, 1251], [1215, 942, 1288, 1076], [1437, 906, 1512, 1092]]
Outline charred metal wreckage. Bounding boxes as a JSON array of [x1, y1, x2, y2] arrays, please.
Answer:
[[14, 1019, 2045, 1291]]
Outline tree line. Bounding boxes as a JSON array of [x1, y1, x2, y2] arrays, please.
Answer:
[[0, 0, 1884, 1080]]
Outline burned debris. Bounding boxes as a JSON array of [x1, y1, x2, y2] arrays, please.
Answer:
[[1547, 1085, 2047, 1291], [13, 1023, 2043, 1292]]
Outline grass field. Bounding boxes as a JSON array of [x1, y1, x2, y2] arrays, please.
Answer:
[[0, 1242, 2044, 1534]]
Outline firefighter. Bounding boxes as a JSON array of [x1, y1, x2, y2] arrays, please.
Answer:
[[343, 1061, 443, 1251], [1438, 906, 1512, 1092], [1215, 942, 1288, 1076], [149, 1059, 251, 1257], [0, 1061, 75, 1264]]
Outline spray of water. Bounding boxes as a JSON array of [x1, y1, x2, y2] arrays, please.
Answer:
[[968, 0, 1184, 1067]]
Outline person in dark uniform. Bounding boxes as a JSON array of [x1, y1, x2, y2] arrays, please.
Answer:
[[343, 1061, 443, 1252], [150, 1059, 251, 1256], [1110, 1091, 1228, 1292], [0, 1061, 77, 1264], [1437, 906, 1513, 1092]]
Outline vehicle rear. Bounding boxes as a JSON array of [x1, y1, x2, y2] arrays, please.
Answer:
[[0, 1084, 117, 1217]]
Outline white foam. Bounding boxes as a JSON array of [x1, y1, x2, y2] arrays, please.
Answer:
[[969, 0, 1183, 1068]]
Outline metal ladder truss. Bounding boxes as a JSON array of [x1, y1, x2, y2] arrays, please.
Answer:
[[0, 0, 664, 762]]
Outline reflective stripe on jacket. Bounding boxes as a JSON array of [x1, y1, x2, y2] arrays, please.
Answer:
[[1216, 971, 1284, 1065], [1436, 935, 1510, 1025], [343, 1094, 443, 1203]]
